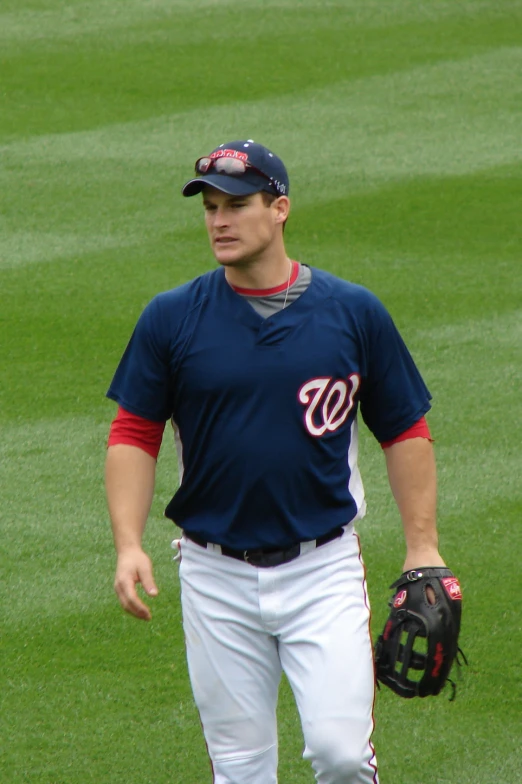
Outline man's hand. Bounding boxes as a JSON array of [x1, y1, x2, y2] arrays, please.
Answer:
[[114, 547, 158, 621], [106, 444, 158, 620], [403, 549, 446, 604]]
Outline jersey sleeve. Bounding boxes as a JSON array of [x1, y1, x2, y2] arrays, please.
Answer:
[[107, 406, 166, 459], [379, 415, 432, 449], [358, 294, 432, 443], [106, 297, 174, 422]]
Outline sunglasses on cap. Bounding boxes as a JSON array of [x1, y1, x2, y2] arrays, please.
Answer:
[[195, 156, 276, 189]]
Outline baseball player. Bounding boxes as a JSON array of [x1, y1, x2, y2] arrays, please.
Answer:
[[105, 140, 447, 784]]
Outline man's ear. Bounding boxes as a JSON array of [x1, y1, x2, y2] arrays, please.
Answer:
[[273, 196, 290, 225]]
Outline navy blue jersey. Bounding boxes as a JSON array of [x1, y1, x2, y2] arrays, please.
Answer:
[[107, 267, 431, 548]]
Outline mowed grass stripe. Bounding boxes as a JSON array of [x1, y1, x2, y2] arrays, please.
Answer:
[[2, 47, 521, 270], [4, 45, 521, 170], [0, 230, 144, 268], [0, 0, 516, 48], [2, 4, 520, 139]]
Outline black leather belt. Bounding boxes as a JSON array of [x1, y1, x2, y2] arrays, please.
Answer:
[[184, 527, 344, 568]]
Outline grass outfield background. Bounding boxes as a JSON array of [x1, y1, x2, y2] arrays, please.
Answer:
[[1, 1, 521, 782]]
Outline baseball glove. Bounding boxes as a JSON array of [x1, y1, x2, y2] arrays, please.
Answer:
[[374, 567, 464, 699]]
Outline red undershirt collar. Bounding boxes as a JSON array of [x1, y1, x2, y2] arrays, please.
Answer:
[[230, 260, 299, 297]]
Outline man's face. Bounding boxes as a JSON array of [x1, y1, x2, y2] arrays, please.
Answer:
[[202, 187, 285, 267]]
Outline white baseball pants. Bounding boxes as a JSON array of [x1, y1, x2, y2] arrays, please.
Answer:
[[178, 524, 379, 784]]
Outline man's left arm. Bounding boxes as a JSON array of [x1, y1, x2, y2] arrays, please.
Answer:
[[383, 436, 446, 571]]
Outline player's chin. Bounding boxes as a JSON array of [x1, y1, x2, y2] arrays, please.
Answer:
[[212, 242, 246, 265]]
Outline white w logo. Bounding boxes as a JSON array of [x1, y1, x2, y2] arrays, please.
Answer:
[[298, 375, 360, 437]]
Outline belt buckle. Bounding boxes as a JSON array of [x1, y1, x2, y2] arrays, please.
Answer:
[[243, 545, 299, 568], [243, 548, 268, 567]]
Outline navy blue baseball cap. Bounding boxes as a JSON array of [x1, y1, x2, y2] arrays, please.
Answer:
[[182, 140, 289, 198]]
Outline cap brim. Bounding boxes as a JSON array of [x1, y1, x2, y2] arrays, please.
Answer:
[[181, 173, 269, 197]]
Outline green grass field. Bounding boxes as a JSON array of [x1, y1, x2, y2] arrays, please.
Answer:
[[1, 1, 521, 782]]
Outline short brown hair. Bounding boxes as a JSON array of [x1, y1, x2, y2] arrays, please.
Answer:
[[260, 191, 277, 207]]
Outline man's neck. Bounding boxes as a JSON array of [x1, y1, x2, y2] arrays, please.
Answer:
[[223, 250, 292, 292]]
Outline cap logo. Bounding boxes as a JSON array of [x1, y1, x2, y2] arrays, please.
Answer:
[[272, 179, 287, 195], [210, 149, 248, 162], [441, 577, 462, 601]]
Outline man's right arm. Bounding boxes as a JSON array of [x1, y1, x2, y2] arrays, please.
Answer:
[[105, 443, 159, 621]]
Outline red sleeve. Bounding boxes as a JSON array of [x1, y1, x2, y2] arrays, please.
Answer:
[[380, 416, 432, 449], [107, 406, 166, 460]]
